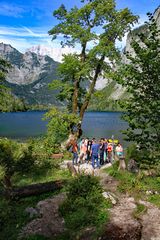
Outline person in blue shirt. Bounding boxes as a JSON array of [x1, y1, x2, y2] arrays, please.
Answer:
[[91, 139, 100, 169]]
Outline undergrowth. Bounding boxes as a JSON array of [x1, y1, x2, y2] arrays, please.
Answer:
[[58, 175, 112, 240], [0, 167, 72, 240], [105, 163, 160, 207]]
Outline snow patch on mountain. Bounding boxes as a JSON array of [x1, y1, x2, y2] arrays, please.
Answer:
[[27, 45, 78, 63]]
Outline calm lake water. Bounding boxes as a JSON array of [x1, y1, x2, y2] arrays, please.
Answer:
[[0, 111, 128, 145]]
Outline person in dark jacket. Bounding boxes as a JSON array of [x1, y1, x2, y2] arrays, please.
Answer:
[[91, 139, 100, 169], [99, 138, 105, 165]]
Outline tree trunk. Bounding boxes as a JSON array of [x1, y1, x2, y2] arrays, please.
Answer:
[[79, 55, 105, 120], [3, 175, 12, 189], [4, 180, 64, 199], [72, 80, 79, 113], [72, 43, 86, 114], [61, 133, 78, 150]]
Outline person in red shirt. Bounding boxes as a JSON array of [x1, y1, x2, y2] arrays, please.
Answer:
[[107, 142, 113, 163]]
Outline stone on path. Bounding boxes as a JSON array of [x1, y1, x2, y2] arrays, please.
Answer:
[[76, 163, 94, 175], [102, 192, 117, 205]]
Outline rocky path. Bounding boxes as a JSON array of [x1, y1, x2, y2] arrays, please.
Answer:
[[20, 161, 160, 240], [98, 164, 160, 240]]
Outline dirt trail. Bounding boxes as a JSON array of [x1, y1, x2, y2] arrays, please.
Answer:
[[98, 165, 160, 240]]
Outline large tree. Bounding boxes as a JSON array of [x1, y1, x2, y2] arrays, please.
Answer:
[[115, 13, 160, 167], [48, 0, 138, 138]]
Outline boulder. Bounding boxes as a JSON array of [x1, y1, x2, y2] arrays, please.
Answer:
[[25, 207, 40, 219], [67, 162, 78, 176], [76, 163, 94, 175], [127, 159, 139, 173], [20, 193, 66, 239]]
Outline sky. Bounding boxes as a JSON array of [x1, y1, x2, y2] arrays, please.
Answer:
[[0, 0, 159, 53]]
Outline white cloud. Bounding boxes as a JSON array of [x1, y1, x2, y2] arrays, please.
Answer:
[[0, 12, 150, 55], [0, 26, 52, 52], [0, 3, 26, 18], [0, 26, 48, 38], [0, 37, 36, 52]]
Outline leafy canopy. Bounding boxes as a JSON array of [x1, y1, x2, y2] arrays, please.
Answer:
[[49, 0, 138, 118], [44, 107, 80, 147], [115, 13, 160, 167]]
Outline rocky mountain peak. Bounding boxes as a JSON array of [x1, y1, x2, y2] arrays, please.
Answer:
[[154, 6, 160, 24], [0, 42, 59, 86], [0, 42, 16, 54], [124, 6, 160, 61], [27, 45, 77, 63]]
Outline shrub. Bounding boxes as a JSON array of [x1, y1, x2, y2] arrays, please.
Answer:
[[126, 144, 160, 170], [59, 175, 110, 238], [0, 138, 34, 189]]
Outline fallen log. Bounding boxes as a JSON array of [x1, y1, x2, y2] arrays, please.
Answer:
[[51, 153, 64, 159], [4, 180, 64, 199]]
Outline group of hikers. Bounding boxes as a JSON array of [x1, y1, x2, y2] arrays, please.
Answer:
[[71, 137, 124, 169]]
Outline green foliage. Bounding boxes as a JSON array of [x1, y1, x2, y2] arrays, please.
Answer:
[[0, 87, 27, 112], [106, 165, 160, 207], [0, 192, 59, 240], [49, 0, 138, 117], [59, 175, 110, 238], [49, 54, 87, 112], [133, 203, 147, 219], [125, 144, 160, 170], [44, 107, 79, 147], [0, 138, 34, 188], [0, 57, 10, 82], [115, 13, 160, 167], [125, 144, 139, 160], [148, 194, 160, 208], [0, 57, 27, 112], [88, 80, 130, 111]]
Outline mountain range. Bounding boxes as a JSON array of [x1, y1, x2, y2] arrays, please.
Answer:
[[0, 43, 60, 105]]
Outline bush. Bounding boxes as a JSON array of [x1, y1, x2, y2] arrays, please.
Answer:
[[125, 144, 160, 170], [59, 175, 110, 238], [0, 138, 35, 188]]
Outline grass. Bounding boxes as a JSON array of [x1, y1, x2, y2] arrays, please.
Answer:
[[133, 203, 147, 219], [13, 160, 72, 187], [57, 175, 112, 240], [0, 192, 57, 240], [105, 163, 160, 208], [0, 160, 72, 240]]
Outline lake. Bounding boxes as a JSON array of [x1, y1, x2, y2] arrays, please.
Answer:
[[0, 111, 128, 145]]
